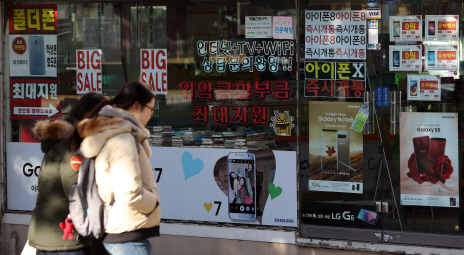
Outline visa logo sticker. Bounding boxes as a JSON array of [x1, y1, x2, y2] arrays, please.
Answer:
[[367, 8, 381, 19]]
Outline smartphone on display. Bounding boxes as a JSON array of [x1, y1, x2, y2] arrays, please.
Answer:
[[357, 209, 378, 225], [337, 130, 350, 171], [413, 136, 430, 174], [427, 51, 435, 67], [321, 129, 337, 170], [427, 138, 446, 178], [28, 36, 45, 75], [228, 152, 256, 220], [393, 21, 400, 37], [428, 21, 435, 35], [393, 51, 400, 67], [409, 80, 418, 97]]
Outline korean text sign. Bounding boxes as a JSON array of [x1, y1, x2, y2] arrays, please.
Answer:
[[9, 4, 59, 120], [273, 16, 293, 39], [389, 45, 422, 71], [399, 112, 459, 208], [425, 15, 459, 41], [424, 46, 458, 71], [245, 16, 272, 38], [390, 16, 422, 42], [305, 11, 367, 60], [76, 50, 102, 94], [304, 62, 366, 98], [407, 75, 441, 101], [140, 49, 167, 95]]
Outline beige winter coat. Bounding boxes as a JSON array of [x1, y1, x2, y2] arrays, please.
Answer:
[[78, 111, 160, 234]]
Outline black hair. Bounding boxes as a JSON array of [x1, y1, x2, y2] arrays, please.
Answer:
[[229, 172, 236, 190], [109, 81, 155, 110]]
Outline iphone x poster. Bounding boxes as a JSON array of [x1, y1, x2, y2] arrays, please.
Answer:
[[307, 101, 364, 194], [399, 112, 459, 207]]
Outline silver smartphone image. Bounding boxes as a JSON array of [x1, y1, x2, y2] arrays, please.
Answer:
[[29, 36, 45, 75], [337, 130, 350, 171], [321, 129, 337, 170], [228, 152, 256, 220]]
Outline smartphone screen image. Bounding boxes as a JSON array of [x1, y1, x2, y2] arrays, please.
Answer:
[[428, 51, 435, 67], [428, 21, 435, 35], [427, 138, 446, 178], [228, 152, 256, 220], [28, 36, 45, 75], [357, 209, 378, 225], [410, 80, 418, 97], [393, 21, 400, 37], [393, 51, 400, 67], [321, 129, 337, 170], [413, 136, 430, 174], [337, 130, 350, 171]]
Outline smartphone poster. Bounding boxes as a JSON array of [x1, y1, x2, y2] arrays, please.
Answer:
[[389, 45, 422, 71], [148, 147, 297, 227], [9, 5, 57, 78], [389, 16, 422, 42], [307, 101, 364, 194], [424, 45, 458, 71], [399, 112, 459, 208], [425, 15, 459, 41], [406, 75, 441, 101]]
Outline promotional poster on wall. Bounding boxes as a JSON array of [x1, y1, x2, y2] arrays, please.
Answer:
[[424, 15, 459, 41], [423, 45, 458, 71], [307, 101, 364, 194], [149, 147, 297, 226], [406, 75, 441, 101], [389, 16, 422, 42], [399, 112, 459, 208], [389, 45, 423, 72]]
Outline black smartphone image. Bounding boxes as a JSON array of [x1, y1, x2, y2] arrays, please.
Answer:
[[321, 129, 337, 170], [393, 51, 400, 67], [357, 209, 378, 225], [428, 51, 435, 67], [410, 80, 418, 97], [428, 21, 435, 36], [393, 21, 400, 37], [413, 136, 430, 174], [337, 130, 350, 171], [29, 36, 45, 75], [427, 138, 446, 178]]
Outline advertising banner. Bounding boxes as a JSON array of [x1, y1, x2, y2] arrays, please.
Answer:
[[399, 112, 459, 208], [406, 75, 441, 101], [76, 50, 102, 94], [245, 16, 272, 38], [304, 61, 366, 98], [389, 16, 422, 42], [425, 15, 459, 41], [9, 4, 59, 120], [307, 101, 364, 194], [272, 16, 294, 39], [305, 11, 367, 60], [140, 49, 167, 95], [7, 144, 297, 227], [389, 45, 422, 71], [149, 147, 297, 226], [424, 45, 458, 71]]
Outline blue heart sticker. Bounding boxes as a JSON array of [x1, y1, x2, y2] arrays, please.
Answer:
[[182, 152, 204, 180]]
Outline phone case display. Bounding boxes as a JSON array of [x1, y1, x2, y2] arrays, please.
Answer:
[[305, 10, 367, 60], [390, 16, 422, 42], [425, 15, 459, 41], [399, 112, 459, 208], [407, 75, 441, 101], [424, 45, 458, 71], [389, 45, 422, 71], [308, 101, 364, 194]]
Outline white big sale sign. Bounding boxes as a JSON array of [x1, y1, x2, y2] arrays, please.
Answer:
[[140, 49, 168, 95], [76, 50, 102, 94]]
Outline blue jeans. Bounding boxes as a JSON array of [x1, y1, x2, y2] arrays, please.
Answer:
[[103, 239, 151, 255], [36, 247, 94, 255]]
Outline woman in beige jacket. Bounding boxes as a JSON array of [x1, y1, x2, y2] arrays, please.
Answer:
[[76, 81, 160, 255]]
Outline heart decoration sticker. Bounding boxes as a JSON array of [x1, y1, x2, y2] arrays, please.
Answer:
[[204, 202, 212, 212], [182, 152, 204, 180], [269, 183, 282, 200]]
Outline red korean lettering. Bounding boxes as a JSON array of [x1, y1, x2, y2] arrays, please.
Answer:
[[178, 80, 195, 100], [212, 105, 229, 125], [197, 81, 214, 101], [273, 80, 291, 101], [251, 105, 268, 126], [231, 106, 249, 125], [216, 81, 232, 101], [192, 105, 209, 124], [234, 81, 252, 101], [253, 80, 272, 101]]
